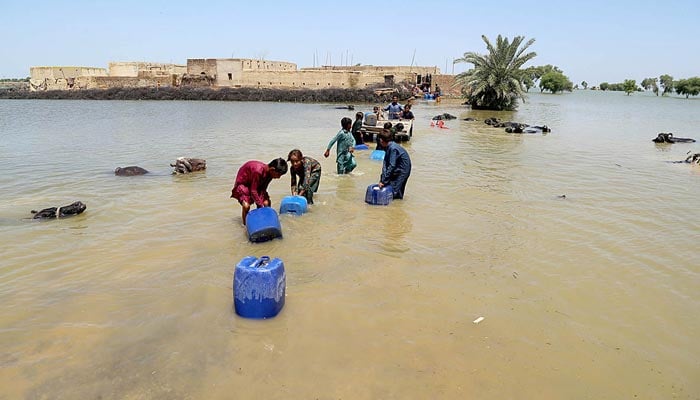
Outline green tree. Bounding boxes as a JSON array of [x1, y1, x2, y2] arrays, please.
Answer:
[[599, 82, 610, 91], [659, 74, 674, 96], [641, 77, 659, 95], [581, 81, 588, 89], [622, 79, 637, 95], [674, 77, 700, 98], [539, 71, 574, 93], [454, 34, 537, 110]]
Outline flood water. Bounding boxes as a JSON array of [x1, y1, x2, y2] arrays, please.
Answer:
[[1, 91, 699, 399]]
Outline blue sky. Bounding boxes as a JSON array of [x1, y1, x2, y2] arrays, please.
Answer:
[[2, 0, 698, 85]]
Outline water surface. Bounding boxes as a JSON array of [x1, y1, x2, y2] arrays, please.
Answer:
[[0, 91, 699, 399]]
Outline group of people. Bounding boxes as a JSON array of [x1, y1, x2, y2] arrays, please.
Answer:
[[230, 102, 413, 225]]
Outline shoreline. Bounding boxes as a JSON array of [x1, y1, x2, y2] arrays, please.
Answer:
[[0, 85, 417, 103]]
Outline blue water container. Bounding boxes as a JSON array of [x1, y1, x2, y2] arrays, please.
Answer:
[[233, 256, 286, 319], [246, 207, 282, 242], [354, 144, 369, 151], [279, 195, 308, 215], [370, 150, 385, 160], [365, 184, 393, 205]]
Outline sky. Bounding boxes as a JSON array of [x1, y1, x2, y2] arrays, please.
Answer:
[[1, 0, 699, 85]]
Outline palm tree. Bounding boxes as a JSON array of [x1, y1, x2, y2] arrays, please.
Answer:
[[454, 35, 537, 110]]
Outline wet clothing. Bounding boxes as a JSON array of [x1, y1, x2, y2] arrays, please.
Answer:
[[230, 160, 272, 207], [351, 119, 365, 145], [327, 128, 356, 174], [383, 101, 403, 120], [291, 156, 322, 204], [380, 142, 412, 199], [401, 110, 415, 120]]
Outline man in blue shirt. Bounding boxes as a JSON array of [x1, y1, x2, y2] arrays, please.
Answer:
[[383, 95, 403, 120], [377, 129, 412, 199]]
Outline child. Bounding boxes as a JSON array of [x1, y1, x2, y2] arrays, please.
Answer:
[[400, 104, 415, 120], [230, 158, 288, 225], [287, 149, 322, 204], [324, 117, 356, 174], [377, 130, 412, 199], [351, 112, 365, 145]]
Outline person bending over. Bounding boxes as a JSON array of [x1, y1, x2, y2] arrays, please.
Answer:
[[230, 158, 287, 225], [377, 130, 412, 199], [288, 149, 322, 205]]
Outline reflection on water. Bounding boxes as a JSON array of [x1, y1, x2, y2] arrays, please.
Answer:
[[0, 92, 699, 399]]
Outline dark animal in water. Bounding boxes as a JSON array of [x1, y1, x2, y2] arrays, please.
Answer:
[[432, 113, 457, 120], [463, 117, 479, 121], [115, 166, 149, 176], [683, 153, 700, 164], [652, 133, 696, 143], [171, 157, 207, 174], [335, 105, 355, 110], [31, 201, 86, 219]]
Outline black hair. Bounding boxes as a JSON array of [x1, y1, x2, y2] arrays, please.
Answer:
[[383, 122, 393, 129], [268, 157, 288, 174], [355, 112, 364, 119], [378, 129, 393, 143], [395, 123, 404, 132], [341, 117, 352, 129]]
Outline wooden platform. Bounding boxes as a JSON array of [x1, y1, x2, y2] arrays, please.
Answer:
[[360, 119, 413, 142]]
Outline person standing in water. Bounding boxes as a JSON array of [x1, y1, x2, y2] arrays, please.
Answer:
[[324, 117, 357, 174]]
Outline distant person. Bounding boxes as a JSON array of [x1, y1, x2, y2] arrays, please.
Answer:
[[287, 149, 322, 205], [434, 84, 442, 103], [383, 95, 403, 120], [373, 105, 385, 120], [324, 117, 357, 174], [230, 158, 288, 225], [400, 104, 415, 120], [377, 130, 412, 199], [351, 112, 365, 145]]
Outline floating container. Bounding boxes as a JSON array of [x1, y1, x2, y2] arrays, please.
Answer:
[[364, 113, 378, 126], [246, 207, 282, 242], [370, 150, 385, 160], [424, 93, 435, 100], [365, 184, 393, 205], [354, 143, 369, 151], [233, 256, 286, 319], [279, 195, 308, 215]]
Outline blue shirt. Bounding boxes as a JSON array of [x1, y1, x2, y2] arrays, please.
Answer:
[[383, 102, 403, 120]]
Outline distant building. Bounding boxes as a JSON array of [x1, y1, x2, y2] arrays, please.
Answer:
[[29, 57, 452, 93]]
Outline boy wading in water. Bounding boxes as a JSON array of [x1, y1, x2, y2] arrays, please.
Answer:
[[287, 149, 322, 205]]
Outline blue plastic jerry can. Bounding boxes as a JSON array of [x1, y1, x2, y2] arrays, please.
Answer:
[[234, 256, 286, 318]]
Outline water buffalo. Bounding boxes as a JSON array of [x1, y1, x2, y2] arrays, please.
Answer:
[[114, 166, 149, 176], [31, 201, 86, 219], [652, 133, 696, 143], [171, 157, 207, 174]]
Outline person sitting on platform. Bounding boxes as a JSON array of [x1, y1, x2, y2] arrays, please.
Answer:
[[231, 158, 288, 225], [383, 95, 403, 120], [377, 130, 412, 200], [373, 105, 385, 120], [351, 112, 365, 145], [287, 149, 322, 205]]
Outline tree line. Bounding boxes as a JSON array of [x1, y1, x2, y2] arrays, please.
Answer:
[[597, 75, 700, 98]]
